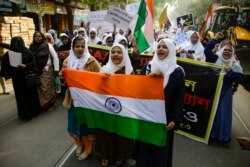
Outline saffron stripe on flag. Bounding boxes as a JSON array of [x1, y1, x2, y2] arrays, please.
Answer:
[[64, 68, 164, 100]]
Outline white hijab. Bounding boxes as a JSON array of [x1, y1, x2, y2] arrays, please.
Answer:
[[101, 43, 133, 75], [149, 39, 178, 87], [216, 45, 243, 73], [102, 33, 113, 46], [77, 27, 89, 42], [88, 28, 101, 45], [114, 35, 128, 46], [68, 37, 91, 70], [181, 31, 205, 61]]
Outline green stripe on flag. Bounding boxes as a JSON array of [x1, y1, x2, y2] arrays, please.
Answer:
[[76, 107, 167, 147], [134, 0, 150, 53]]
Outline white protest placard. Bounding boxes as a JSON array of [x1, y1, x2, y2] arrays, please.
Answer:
[[73, 9, 89, 26], [104, 5, 134, 30], [8, 50, 22, 67], [126, 3, 140, 32], [89, 10, 113, 34]]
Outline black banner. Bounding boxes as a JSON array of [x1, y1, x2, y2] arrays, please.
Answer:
[[176, 59, 223, 143]]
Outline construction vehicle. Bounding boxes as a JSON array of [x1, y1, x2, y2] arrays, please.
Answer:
[[210, 6, 250, 48], [209, 6, 250, 90]]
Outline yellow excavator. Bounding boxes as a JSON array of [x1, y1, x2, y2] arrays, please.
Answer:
[[208, 5, 250, 91], [210, 6, 250, 48]]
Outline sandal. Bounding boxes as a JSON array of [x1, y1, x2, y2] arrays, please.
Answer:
[[75, 146, 83, 157], [101, 159, 109, 167], [78, 151, 89, 160]]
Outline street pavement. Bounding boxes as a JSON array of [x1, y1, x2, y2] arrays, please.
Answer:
[[0, 83, 249, 167]]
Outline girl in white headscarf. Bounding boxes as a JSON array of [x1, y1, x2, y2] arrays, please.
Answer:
[[101, 43, 133, 74], [114, 35, 128, 48], [177, 31, 206, 61], [77, 27, 89, 42], [137, 39, 185, 167], [62, 36, 100, 161], [102, 33, 113, 47], [205, 32, 243, 143], [97, 43, 134, 167], [88, 28, 101, 45]]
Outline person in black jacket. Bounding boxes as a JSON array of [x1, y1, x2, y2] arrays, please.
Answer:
[[136, 39, 185, 167], [1, 37, 40, 120]]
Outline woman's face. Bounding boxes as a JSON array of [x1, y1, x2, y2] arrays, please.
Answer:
[[106, 37, 113, 47], [119, 40, 128, 49], [34, 33, 43, 43], [73, 40, 85, 58], [190, 32, 199, 45], [78, 31, 85, 37], [156, 41, 169, 60], [90, 31, 96, 39], [111, 46, 123, 65], [222, 46, 233, 60], [62, 37, 69, 45]]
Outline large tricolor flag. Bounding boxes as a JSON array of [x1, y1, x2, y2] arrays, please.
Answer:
[[64, 69, 167, 146], [134, 0, 154, 53], [199, 4, 212, 37]]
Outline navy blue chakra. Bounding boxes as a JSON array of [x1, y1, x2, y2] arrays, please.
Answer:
[[105, 97, 122, 114]]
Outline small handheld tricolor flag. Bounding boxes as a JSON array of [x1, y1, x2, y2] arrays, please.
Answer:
[[64, 69, 167, 146], [134, 0, 154, 53], [199, 4, 212, 37]]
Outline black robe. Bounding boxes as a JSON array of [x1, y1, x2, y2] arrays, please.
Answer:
[[136, 64, 185, 167], [2, 49, 40, 120]]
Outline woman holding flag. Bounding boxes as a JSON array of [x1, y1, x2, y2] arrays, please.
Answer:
[[137, 39, 185, 167], [97, 43, 134, 166], [61, 35, 101, 160]]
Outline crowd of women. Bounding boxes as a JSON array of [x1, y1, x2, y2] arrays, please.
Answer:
[[0, 22, 243, 166]]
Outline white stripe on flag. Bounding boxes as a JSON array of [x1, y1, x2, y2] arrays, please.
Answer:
[[70, 88, 166, 124]]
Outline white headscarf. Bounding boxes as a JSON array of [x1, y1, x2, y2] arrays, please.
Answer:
[[216, 45, 243, 73], [181, 31, 205, 61], [68, 36, 91, 70], [153, 33, 171, 52], [59, 33, 68, 39], [101, 43, 133, 75], [156, 33, 170, 42], [114, 35, 128, 46], [77, 27, 89, 42], [88, 28, 101, 45], [149, 39, 178, 87], [102, 33, 113, 46]]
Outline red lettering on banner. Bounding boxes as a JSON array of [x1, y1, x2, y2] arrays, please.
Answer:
[[103, 52, 109, 62], [184, 93, 211, 111], [139, 57, 152, 67], [93, 51, 103, 61]]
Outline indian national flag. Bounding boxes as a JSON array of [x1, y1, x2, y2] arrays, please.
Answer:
[[134, 0, 154, 53], [199, 3, 212, 37], [64, 68, 167, 146]]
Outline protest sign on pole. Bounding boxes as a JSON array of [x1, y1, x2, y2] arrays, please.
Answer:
[[126, 2, 140, 32], [73, 9, 89, 26], [89, 10, 113, 34], [104, 5, 134, 30], [177, 14, 194, 26]]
